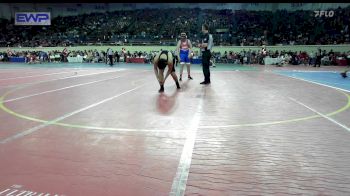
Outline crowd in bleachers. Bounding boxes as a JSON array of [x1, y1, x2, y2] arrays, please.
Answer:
[[0, 48, 160, 64], [1, 48, 349, 67], [212, 49, 350, 67], [1, 6, 350, 47]]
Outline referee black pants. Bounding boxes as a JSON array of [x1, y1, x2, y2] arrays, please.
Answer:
[[202, 50, 211, 83], [109, 55, 113, 66]]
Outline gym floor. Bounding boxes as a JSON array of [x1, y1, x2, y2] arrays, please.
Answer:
[[0, 62, 349, 196]]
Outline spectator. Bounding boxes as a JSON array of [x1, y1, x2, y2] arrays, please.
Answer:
[[107, 48, 114, 66]]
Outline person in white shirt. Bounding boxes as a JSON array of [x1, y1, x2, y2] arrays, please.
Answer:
[[309, 51, 315, 66], [210, 52, 216, 67], [107, 48, 114, 66]]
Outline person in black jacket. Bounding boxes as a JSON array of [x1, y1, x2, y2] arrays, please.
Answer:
[[115, 51, 120, 63], [314, 51, 322, 67], [341, 52, 350, 78]]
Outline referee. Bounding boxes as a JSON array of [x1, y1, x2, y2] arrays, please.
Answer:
[[198, 24, 214, 85]]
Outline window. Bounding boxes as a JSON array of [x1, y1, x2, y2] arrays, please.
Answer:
[[67, 8, 77, 12], [291, 3, 303, 7], [95, 6, 105, 10]]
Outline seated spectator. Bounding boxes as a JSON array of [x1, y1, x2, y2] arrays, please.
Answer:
[[28, 53, 41, 64], [321, 54, 330, 65]]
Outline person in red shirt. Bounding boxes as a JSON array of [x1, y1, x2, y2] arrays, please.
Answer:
[[28, 53, 40, 64], [176, 32, 193, 81], [61, 48, 69, 62]]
